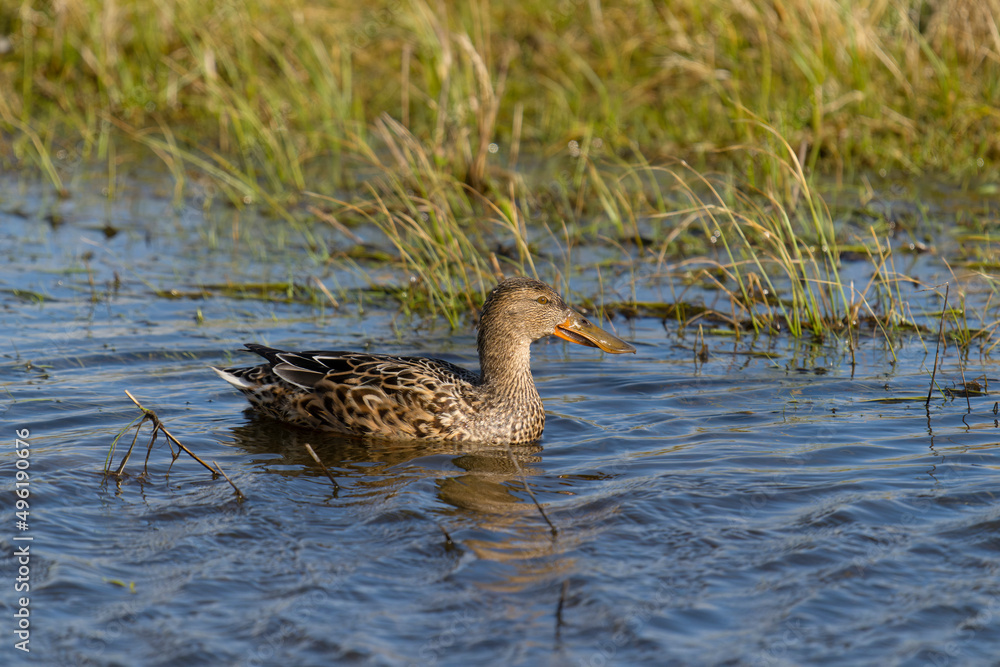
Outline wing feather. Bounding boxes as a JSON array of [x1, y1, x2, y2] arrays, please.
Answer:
[[237, 345, 484, 437]]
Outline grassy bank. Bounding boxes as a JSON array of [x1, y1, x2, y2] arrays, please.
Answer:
[[1, 0, 998, 344], [3, 0, 998, 182]]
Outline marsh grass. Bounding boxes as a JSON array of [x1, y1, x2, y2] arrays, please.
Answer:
[[588, 162, 855, 337], [2, 0, 998, 343], [5, 0, 997, 185]]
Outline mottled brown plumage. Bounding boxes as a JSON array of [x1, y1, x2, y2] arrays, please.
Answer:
[[213, 277, 635, 443]]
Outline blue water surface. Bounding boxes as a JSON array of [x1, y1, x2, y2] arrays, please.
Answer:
[[2, 174, 999, 667]]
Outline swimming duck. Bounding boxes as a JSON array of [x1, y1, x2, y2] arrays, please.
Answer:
[[213, 277, 635, 443]]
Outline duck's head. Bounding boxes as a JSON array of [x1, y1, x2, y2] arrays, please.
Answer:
[[478, 277, 636, 354]]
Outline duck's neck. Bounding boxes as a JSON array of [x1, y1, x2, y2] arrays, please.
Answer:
[[478, 337, 538, 400]]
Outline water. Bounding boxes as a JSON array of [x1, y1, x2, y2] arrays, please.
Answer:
[[2, 174, 999, 666]]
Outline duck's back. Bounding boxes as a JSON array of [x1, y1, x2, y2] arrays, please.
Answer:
[[215, 345, 489, 440]]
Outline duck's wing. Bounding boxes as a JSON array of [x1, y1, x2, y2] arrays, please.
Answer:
[[236, 344, 483, 438], [242, 344, 479, 389]]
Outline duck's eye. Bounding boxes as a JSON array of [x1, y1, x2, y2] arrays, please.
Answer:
[[537, 296, 549, 305]]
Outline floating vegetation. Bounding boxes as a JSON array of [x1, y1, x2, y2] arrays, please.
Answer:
[[106, 390, 246, 500]]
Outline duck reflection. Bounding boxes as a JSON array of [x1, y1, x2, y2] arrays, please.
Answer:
[[224, 413, 545, 514], [222, 414, 586, 593]]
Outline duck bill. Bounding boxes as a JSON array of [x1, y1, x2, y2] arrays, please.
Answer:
[[553, 312, 636, 354]]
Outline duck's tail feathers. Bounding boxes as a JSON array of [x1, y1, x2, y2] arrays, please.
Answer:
[[212, 366, 257, 390]]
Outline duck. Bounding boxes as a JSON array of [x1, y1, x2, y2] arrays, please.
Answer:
[[213, 276, 635, 443]]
